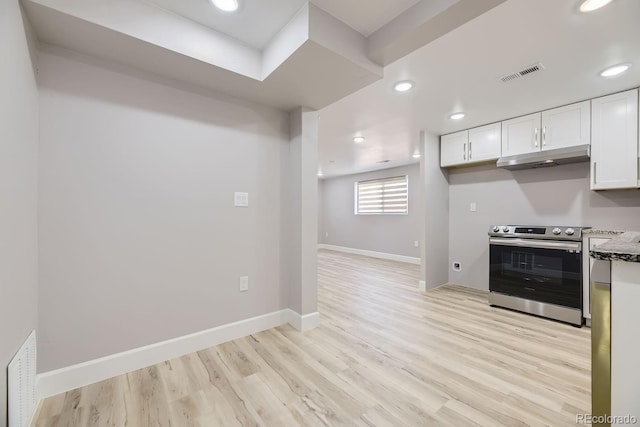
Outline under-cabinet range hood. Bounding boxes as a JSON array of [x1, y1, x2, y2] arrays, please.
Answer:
[[496, 144, 590, 170]]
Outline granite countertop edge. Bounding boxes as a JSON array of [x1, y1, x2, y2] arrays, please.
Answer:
[[590, 231, 640, 263], [583, 229, 626, 236]]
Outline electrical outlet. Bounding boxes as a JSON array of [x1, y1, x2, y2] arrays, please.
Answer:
[[414, 241, 419, 248], [239, 276, 249, 292], [470, 202, 477, 212], [453, 262, 462, 272], [325, 232, 329, 238]]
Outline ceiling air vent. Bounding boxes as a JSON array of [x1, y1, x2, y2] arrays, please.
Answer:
[[500, 62, 545, 83]]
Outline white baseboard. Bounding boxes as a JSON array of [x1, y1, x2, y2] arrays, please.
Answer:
[[36, 309, 293, 399], [287, 310, 320, 332], [429, 282, 453, 291], [419, 280, 476, 292], [318, 244, 420, 265]]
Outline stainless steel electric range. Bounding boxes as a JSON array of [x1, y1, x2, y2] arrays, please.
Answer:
[[488, 225, 589, 326]]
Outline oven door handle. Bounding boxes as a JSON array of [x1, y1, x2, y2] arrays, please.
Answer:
[[489, 237, 581, 252]]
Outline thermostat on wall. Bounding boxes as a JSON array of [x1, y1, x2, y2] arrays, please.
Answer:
[[234, 192, 249, 207]]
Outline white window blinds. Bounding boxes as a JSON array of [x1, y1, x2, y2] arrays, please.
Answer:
[[355, 175, 408, 215]]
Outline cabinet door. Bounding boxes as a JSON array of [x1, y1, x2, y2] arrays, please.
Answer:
[[501, 113, 541, 156], [584, 237, 611, 320], [440, 130, 468, 167], [468, 123, 501, 163], [541, 100, 590, 151], [591, 89, 639, 190]]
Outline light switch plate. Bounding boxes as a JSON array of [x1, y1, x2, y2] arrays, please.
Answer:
[[234, 192, 249, 207], [239, 276, 249, 292], [470, 202, 477, 212]]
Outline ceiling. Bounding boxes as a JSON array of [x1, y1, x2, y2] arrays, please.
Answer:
[[310, 0, 422, 37], [23, 0, 502, 111], [143, 0, 307, 49], [142, 0, 423, 48], [21, 0, 640, 179], [318, 0, 640, 177]]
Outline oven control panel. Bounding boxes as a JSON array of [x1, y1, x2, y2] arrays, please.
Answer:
[[488, 225, 588, 241]]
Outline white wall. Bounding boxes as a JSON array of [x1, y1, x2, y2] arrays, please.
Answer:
[[318, 178, 324, 243], [421, 131, 450, 289], [448, 162, 640, 290], [37, 51, 291, 372], [282, 108, 318, 316], [0, 1, 39, 425], [320, 163, 422, 257]]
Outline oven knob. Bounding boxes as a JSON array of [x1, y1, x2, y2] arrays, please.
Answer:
[[565, 228, 575, 236], [502, 226, 509, 232], [552, 227, 562, 235], [493, 226, 500, 232]]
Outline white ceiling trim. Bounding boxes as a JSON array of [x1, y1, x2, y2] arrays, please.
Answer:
[[368, 0, 506, 66], [23, 0, 506, 110], [23, 0, 386, 110], [142, 0, 308, 50], [262, 4, 310, 79], [24, 0, 388, 110], [367, 0, 459, 64], [25, 0, 385, 83]]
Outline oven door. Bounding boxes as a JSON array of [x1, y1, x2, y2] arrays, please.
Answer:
[[489, 237, 582, 309]]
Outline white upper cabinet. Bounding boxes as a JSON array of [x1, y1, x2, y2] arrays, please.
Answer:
[[541, 100, 591, 151], [468, 123, 501, 163], [501, 113, 541, 157], [591, 89, 639, 190], [440, 123, 501, 168], [440, 130, 469, 167], [501, 101, 590, 157]]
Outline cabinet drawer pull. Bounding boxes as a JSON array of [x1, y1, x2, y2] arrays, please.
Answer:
[[469, 141, 472, 159], [593, 162, 597, 185], [534, 127, 539, 147], [542, 126, 546, 146], [463, 143, 466, 161]]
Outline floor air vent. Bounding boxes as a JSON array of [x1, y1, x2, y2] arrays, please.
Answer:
[[8, 330, 37, 427], [500, 62, 545, 83]]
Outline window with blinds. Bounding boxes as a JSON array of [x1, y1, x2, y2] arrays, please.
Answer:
[[355, 175, 409, 215]]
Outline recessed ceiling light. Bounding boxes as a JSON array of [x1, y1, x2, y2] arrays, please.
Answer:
[[353, 136, 365, 143], [450, 112, 465, 120], [599, 63, 631, 78], [412, 153, 421, 159], [579, 0, 614, 13], [393, 81, 415, 93], [212, 0, 239, 12]]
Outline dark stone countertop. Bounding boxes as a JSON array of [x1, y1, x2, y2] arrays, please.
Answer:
[[583, 229, 626, 236], [590, 231, 640, 263]]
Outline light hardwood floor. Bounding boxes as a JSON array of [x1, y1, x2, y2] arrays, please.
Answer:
[[34, 250, 591, 426]]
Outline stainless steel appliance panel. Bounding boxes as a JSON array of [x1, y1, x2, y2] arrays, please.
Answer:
[[591, 259, 611, 425], [488, 225, 586, 326]]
